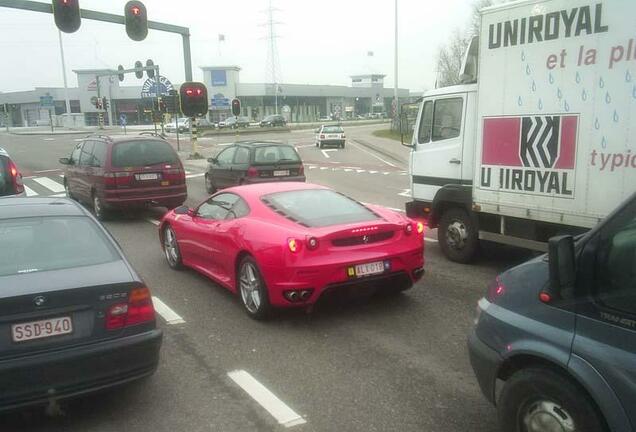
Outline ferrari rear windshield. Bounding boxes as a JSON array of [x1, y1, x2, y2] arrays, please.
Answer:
[[261, 189, 380, 227]]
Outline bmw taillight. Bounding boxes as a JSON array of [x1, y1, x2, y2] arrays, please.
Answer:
[[105, 287, 155, 330], [487, 277, 506, 303], [247, 166, 259, 177], [104, 172, 132, 188], [320, 134, 325, 139], [7, 160, 24, 194]]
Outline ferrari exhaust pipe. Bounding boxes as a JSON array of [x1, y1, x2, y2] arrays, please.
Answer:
[[288, 291, 300, 302], [300, 290, 312, 300]]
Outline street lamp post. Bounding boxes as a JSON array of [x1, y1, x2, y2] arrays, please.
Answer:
[[393, 0, 399, 121]]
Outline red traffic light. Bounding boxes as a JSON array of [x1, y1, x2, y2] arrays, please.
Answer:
[[53, 0, 81, 33], [231, 98, 241, 116], [131, 6, 141, 15], [180, 82, 208, 117], [125, 1, 148, 41]]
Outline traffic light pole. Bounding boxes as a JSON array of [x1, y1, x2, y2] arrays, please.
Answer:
[[0, 0, 193, 81], [190, 117, 198, 158]]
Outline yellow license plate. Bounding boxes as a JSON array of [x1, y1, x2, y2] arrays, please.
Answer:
[[161, 181, 170, 186]]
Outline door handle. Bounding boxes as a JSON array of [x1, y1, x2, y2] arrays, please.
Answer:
[[449, 158, 461, 164]]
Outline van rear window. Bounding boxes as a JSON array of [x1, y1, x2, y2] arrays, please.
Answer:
[[111, 140, 178, 168]]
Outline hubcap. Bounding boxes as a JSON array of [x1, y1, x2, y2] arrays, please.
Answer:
[[446, 220, 468, 250], [239, 263, 261, 314], [93, 196, 102, 216], [523, 401, 575, 432], [164, 228, 179, 265]]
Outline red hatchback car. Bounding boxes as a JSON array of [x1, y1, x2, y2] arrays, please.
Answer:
[[159, 182, 425, 319], [60, 135, 187, 219]]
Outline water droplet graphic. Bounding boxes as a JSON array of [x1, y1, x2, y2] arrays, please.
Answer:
[[627, 70, 633, 83], [526, 64, 531, 75], [557, 88, 563, 99], [564, 100, 570, 112], [601, 137, 607, 149], [517, 96, 523, 106], [581, 89, 587, 101], [549, 73, 554, 84], [575, 72, 581, 83], [538, 99, 543, 110], [605, 91, 611, 104], [613, 110, 619, 122], [521, 51, 526, 61], [532, 81, 537, 92], [599, 77, 605, 88], [594, 118, 600, 130]]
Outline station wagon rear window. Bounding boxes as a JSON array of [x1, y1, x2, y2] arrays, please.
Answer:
[[0, 216, 119, 276], [111, 140, 178, 168], [322, 127, 344, 133], [261, 189, 379, 227]]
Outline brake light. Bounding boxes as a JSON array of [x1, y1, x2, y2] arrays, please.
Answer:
[[7, 160, 24, 194], [105, 287, 155, 330], [288, 238, 300, 253], [487, 277, 506, 302], [416, 221, 425, 234], [164, 167, 185, 183], [104, 171, 132, 188], [247, 166, 259, 177]]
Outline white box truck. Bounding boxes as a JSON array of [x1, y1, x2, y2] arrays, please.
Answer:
[[405, 0, 636, 262]]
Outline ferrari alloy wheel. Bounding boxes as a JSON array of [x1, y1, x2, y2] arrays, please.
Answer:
[[163, 226, 183, 270], [238, 257, 271, 320]]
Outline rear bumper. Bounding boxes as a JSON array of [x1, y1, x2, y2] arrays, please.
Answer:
[[261, 247, 424, 307], [0, 329, 163, 412], [104, 190, 187, 209], [467, 329, 502, 405], [243, 176, 306, 185], [318, 140, 345, 146]]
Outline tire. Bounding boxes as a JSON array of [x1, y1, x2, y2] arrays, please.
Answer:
[[438, 207, 478, 263], [237, 256, 271, 320], [205, 174, 217, 194], [92, 193, 109, 221], [162, 225, 183, 270], [498, 367, 607, 432]]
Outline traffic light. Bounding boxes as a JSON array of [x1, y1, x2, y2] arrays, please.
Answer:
[[94, 98, 101, 109], [134, 60, 143, 79], [165, 92, 179, 114], [231, 98, 241, 117], [102, 97, 109, 110], [52, 0, 81, 33], [179, 82, 208, 117], [146, 59, 155, 79], [125, 1, 148, 42], [118, 65, 125, 82]]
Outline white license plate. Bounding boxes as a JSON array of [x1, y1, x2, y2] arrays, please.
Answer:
[[354, 261, 386, 277], [136, 173, 159, 181], [11, 316, 73, 343], [273, 170, 290, 177], [328, 135, 340, 139]]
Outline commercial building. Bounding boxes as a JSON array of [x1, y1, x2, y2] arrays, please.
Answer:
[[0, 66, 410, 127]]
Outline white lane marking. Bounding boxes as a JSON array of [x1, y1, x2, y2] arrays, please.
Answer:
[[218, 142, 234, 146], [228, 370, 306, 428], [344, 168, 353, 172], [146, 218, 160, 226], [320, 149, 337, 159], [308, 166, 317, 169], [152, 296, 186, 324], [51, 193, 66, 197], [348, 141, 398, 168], [356, 169, 366, 173], [383, 172, 390, 175], [33, 169, 61, 174], [73, 138, 84, 142], [369, 170, 378, 174], [398, 188, 411, 197], [32, 177, 65, 193], [186, 172, 205, 179], [426, 238, 439, 243], [24, 185, 38, 196], [43, 138, 55, 141], [319, 167, 328, 170]]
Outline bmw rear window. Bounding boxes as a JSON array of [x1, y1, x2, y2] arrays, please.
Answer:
[[253, 146, 300, 164], [261, 189, 379, 227], [0, 216, 119, 276], [111, 140, 179, 168]]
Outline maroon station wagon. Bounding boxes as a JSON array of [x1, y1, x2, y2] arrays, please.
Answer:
[[60, 135, 187, 219]]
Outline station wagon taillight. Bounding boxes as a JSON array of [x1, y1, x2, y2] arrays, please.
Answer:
[[106, 287, 155, 330], [247, 166, 259, 177], [7, 159, 24, 194], [164, 167, 185, 183]]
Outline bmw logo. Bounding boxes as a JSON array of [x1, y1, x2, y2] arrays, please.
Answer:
[[33, 296, 46, 307]]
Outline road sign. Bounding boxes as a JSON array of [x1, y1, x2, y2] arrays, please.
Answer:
[[119, 113, 127, 126], [141, 76, 174, 98], [210, 94, 230, 111], [39, 94, 54, 108]]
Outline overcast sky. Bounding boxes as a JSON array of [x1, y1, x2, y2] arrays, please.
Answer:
[[0, 0, 478, 93]]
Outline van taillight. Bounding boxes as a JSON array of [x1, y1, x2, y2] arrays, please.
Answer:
[[164, 167, 185, 183], [7, 160, 24, 194], [105, 287, 155, 330], [104, 172, 132, 188], [247, 166, 258, 177], [487, 277, 506, 302]]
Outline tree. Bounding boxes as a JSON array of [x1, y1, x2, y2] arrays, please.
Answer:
[[435, 0, 495, 88]]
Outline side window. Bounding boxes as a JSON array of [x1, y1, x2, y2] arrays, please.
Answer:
[[234, 147, 250, 165], [216, 147, 236, 165], [92, 141, 107, 168], [229, 198, 250, 219], [432, 98, 463, 141], [79, 141, 95, 166], [418, 101, 433, 144], [197, 193, 239, 220], [594, 201, 636, 314], [70, 143, 83, 164]]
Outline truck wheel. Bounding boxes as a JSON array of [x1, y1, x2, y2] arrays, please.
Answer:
[[439, 208, 478, 263], [498, 368, 607, 432]]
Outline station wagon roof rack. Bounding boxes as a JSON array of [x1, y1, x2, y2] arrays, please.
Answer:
[[139, 132, 167, 140]]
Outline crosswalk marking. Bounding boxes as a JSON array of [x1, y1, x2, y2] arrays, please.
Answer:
[[24, 185, 38, 197], [33, 177, 65, 193]]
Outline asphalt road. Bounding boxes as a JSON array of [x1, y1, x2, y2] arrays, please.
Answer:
[[0, 125, 534, 432]]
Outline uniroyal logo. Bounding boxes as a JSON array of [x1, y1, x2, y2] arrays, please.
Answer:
[[480, 115, 578, 198]]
